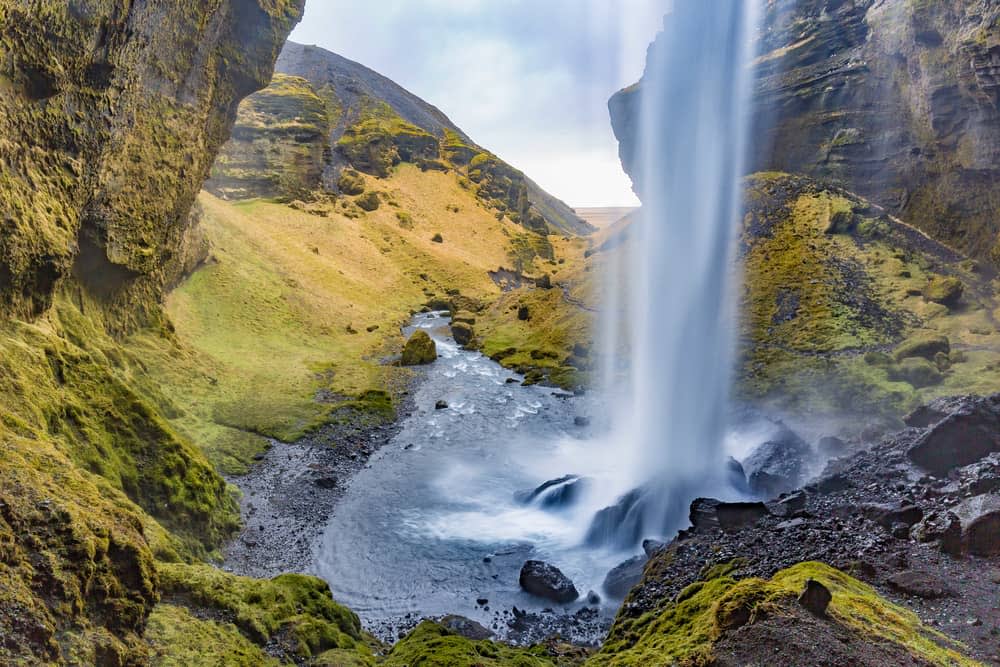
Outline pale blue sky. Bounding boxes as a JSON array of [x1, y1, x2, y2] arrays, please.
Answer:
[[291, 1, 669, 207]]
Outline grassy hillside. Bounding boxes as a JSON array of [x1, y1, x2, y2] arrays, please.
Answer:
[[126, 163, 593, 474]]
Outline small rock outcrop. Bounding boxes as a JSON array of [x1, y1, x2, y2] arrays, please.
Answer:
[[743, 426, 813, 498], [451, 321, 475, 347], [689, 498, 771, 533], [515, 475, 588, 510], [401, 330, 437, 365], [952, 494, 1000, 556], [798, 579, 832, 617], [906, 394, 1000, 475], [887, 570, 953, 600], [519, 560, 579, 604], [602, 555, 647, 599], [923, 276, 965, 308]]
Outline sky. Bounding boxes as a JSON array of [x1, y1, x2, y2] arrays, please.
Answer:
[[290, 1, 670, 208]]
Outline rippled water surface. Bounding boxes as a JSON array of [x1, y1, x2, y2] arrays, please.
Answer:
[[315, 313, 629, 639]]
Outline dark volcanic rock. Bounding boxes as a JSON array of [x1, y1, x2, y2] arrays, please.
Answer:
[[439, 615, 493, 640], [515, 475, 588, 510], [642, 539, 666, 558], [798, 579, 832, 617], [906, 394, 1000, 476], [602, 555, 647, 599], [887, 570, 954, 599], [863, 502, 924, 531], [689, 498, 771, 533], [450, 321, 475, 347], [743, 426, 813, 498], [519, 560, 579, 604], [952, 494, 1000, 556]]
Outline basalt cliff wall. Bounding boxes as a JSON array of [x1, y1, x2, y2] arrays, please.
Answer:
[[611, 0, 1000, 263]]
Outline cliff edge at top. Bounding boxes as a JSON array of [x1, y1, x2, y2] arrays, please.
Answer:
[[611, 0, 1000, 264], [0, 0, 305, 329]]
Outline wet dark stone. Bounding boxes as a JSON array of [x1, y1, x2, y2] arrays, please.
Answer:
[[798, 579, 831, 617], [515, 475, 589, 510], [689, 498, 771, 533], [519, 560, 579, 603], [743, 425, 813, 499], [602, 555, 646, 599], [906, 394, 1000, 476]]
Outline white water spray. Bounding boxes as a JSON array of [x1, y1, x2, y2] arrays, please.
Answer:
[[589, 0, 760, 547]]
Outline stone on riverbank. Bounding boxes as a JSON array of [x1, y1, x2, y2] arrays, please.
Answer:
[[519, 560, 579, 603]]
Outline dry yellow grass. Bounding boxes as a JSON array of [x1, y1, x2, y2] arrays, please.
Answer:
[[125, 164, 549, 472]]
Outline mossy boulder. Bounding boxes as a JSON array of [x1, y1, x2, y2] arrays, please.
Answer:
[[401, 330, 437, 365], [338, 169, 366, 196], [894, 333, 951, 362], [356, 191, 380, 212], [451, 321, 475, 347], [923, 276, 965, 308], [889, 358, 944, 388]]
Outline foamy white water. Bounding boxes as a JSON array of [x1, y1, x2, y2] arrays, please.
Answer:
[[589, 0, 761, 546]]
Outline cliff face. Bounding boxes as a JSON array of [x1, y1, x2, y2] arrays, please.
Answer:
[[0, 0, 304, 327], [610, 0, 1000, 263], [208, 42, 594, 236], [0, 3, 303, 664]]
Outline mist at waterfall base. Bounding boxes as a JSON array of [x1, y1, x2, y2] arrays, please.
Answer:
[[316, 1, 761, 636]]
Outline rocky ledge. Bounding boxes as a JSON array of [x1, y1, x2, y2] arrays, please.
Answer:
[[611, 393, 1000, 664]]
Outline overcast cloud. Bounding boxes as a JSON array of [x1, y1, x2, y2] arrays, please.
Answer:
[[290, 1, 669, 207]]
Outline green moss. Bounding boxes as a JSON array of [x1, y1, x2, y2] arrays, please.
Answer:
[[158, 563, 376, 662], [146, 604, 280, 667], [889, 357, 944, 388], [894, 332, 950, 361], [385, 621, 556, 667], [356, 191, 381, 212], [337, 100, 439, 178], [339, 169, 366, 196], [0, 294, 239, 558], [923, 275, 964, 307], [590, 562, 978, 666]]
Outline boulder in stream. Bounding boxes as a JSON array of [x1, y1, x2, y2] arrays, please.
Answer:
[[515, 475, 589, 510], [519, 560, 579, 603], [401, 330, 437, 365]]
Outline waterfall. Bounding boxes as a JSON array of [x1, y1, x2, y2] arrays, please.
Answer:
[[589, 0, 760, 547]]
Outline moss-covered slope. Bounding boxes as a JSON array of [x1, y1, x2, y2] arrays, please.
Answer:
[[738, 173, 1000, 417], [210, 41, 593, 237], [591, 562, 979, 667]]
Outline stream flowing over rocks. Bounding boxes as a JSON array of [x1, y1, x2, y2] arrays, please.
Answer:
[[314, 313, 624, 644]]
